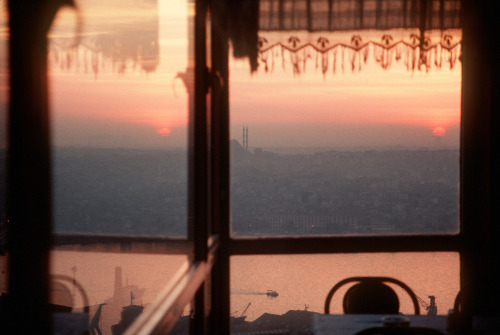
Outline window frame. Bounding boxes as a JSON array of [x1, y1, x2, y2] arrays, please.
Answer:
[[5, 0, 500, 334]]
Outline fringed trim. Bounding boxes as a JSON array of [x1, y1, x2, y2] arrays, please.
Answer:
[[258, 31, 461, 75]]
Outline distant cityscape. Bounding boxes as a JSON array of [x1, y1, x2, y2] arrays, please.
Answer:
[[0, 143, 459, 237], [231, 141, 458, 235], [51, 147, 188, 236]]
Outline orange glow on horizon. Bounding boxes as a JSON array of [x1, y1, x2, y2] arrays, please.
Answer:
[[230, 51, 461, 129], [157, 127, 171, 136], [433, 126, 447, 137]]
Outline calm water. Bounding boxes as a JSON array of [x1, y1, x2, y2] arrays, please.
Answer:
[[24, 250, 459, 335], [231, 253, 459, 321]]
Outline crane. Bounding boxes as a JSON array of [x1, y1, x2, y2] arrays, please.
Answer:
[[416, 295, 437, 316], [239, 302, 251, 317], [231, 302, 251, 324]]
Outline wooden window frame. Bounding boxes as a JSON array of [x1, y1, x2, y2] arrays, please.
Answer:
[[5, 0, 500, 334]]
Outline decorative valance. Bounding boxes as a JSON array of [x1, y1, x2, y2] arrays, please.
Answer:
[[224, 0, 462, 74]]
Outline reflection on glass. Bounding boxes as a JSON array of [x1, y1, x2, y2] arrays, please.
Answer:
[[49, 0, 193, 236], [48, 0, 194, 334], [230, 38, 461, 237], [231, 253, 459, 329], [49, 0, 160, 75], [50, 251, 187, 335]]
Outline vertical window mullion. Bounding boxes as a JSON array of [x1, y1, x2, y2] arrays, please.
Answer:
[[209, 0, 231, 333], [191, 0, 210, 333], [459, 0, 500, 315]]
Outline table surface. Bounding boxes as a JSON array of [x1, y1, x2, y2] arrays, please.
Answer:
[[312, 314, 448, 335]]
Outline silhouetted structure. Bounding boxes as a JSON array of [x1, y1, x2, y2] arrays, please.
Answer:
[[344, 281, 399, 314], [111, 293, 144, 335], [427, 296, 437, 316], [325, 277, 420, 315], [242, 126, 249, 150], [89, 303, 106, 335]]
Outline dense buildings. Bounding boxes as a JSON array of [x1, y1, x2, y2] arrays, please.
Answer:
[[49, 143, 458, 237]]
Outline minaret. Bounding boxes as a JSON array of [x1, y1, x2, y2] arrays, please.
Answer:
[[242, 126, 246, 148], [245, 126, 248, 150]]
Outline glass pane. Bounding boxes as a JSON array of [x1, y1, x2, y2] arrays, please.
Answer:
[[230, 34, 461, 237], [231, 253, 459, 331], [50, 251, 188, 335], [48, 1, 194, 334], [49, 0, 193, 237]]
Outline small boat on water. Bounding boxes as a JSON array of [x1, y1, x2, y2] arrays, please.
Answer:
[[266, 290, 278, 297]]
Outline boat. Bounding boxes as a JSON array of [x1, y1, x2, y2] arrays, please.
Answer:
[[231, 302, 251, 324], [111, 292, 144, 335], [266, 290, 278, 297]]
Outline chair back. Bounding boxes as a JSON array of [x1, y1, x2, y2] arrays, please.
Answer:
[[50, 275, 90, 314], [324, 276, 420, 315], [452, 279, 499, 316], [344, 281, 399, 314]]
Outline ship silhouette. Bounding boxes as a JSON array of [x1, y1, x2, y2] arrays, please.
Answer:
[[111, 292, 144, 335]]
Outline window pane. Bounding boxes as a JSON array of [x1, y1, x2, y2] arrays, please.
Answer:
[[49, 0, 193, 237], [230, 38, 461, 236], [231, 253, 459, 331], [48, 1, 194, 333]]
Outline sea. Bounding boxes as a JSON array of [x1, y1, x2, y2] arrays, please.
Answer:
[[1, 250, 456, 334]]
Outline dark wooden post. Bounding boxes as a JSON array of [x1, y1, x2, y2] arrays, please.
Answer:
[[7, 0, 70, 333], [190, 0, 210, 333], [460, 0, 500, 316], [210, 0, 231, 333]]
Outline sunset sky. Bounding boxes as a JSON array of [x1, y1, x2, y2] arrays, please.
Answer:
[[230, 52, 461, 149], [22, 0, 461, 150], [48, 0, 191, 148]]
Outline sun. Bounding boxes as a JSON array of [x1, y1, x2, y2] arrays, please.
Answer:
[[157, 127, 171, 136], [432, 127, 446, 137]]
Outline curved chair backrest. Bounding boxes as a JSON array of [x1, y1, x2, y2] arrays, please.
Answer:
[[324, 276, 420, 315], [453, 289, 462, 313], [51, 275, 90, 314], [452, 279, 498, 316], [50, 280, 74, 313], [343, 281, 399, 314]]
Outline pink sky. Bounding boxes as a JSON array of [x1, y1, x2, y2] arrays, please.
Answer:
[[42, 0, 462, 150], [48, 0, 191, 148], [229, 46, 461, 148]]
